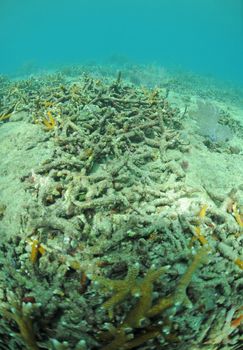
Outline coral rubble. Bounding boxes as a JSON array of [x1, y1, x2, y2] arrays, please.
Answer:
[[0, 66, 242, 349]]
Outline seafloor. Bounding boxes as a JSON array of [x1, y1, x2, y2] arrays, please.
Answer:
[[0, 64, 242, 350]]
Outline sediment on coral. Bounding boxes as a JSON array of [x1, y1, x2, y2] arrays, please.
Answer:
[[94, 247, 207, 350], [0, 67, 242, 349]]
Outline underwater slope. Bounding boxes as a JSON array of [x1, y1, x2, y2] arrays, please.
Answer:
[[0, 67, 242, 350]]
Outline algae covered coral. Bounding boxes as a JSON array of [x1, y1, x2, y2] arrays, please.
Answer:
[[0, 66, 242, 349]]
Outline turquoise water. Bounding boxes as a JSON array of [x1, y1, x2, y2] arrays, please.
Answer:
[[1, 2, 243, 350], [1, 0, 243, 85]]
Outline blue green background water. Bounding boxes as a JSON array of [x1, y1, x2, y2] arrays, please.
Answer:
[[1, 0, 243, 85]]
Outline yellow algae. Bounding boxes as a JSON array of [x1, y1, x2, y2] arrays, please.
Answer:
[[234, 258, 243, 270], [0, 112, 12, 122], [28, 239, 45, 264], [42, 111, 56, 130], [194, 226, 209, 246], [198, 204, 208, 219], [232, 203, 243, 228]]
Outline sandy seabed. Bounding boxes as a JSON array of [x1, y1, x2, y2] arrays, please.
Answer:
[[0, 65, 242, 350]]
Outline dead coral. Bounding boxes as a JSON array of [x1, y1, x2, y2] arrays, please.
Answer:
[[94, 247, 207, 350], [0, 291, 40, 350], [1, 69, 242, 349]]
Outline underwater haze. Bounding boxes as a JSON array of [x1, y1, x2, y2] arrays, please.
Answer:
[[1, 0, 243, 85], [0, 1, 243, 350]]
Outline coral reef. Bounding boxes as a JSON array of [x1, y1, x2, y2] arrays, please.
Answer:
[[0, 66, 242, 349], [94, 247, 207, 350]]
